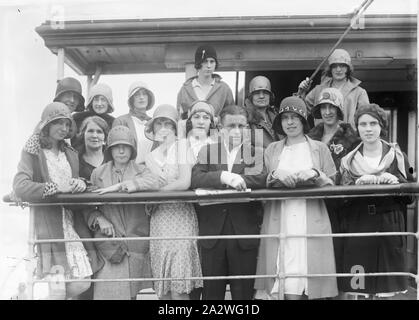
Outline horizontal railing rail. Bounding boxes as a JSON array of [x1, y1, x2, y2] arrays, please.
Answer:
[[29, 231, 419, 245], [3, 183, 419, 206], [31, 272, 418, 284]]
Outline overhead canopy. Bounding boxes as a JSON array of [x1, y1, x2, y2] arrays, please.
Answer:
[[36, 14, 417, 76]]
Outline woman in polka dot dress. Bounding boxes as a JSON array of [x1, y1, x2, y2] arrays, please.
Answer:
[[144, 104, 203, 300]]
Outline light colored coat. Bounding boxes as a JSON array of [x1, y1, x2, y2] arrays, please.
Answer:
[[112, 113, 150, 135], [305, 76, 369, 129], [176, 74, 234, 117], [88, 160, 159, 299], [13, 134, 103, 277], [254, 136, 339, 299]]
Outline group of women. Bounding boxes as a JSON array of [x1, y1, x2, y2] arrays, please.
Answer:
[[11, 45, 414, 300]]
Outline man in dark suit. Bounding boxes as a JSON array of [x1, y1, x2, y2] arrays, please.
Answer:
[[191, 104, 267, 300]]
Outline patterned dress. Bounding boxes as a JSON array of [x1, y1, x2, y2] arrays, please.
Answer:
[[43, 149, 93, 279], [145, 140, 203, 297]]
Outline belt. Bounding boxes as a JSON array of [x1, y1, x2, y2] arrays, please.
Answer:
[[365, 203, 402, 215]]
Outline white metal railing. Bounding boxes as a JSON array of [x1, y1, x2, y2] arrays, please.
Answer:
[[4, 183, 419, 300]]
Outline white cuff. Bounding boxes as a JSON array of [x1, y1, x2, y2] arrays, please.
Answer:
[[220, 171, 234, 185]]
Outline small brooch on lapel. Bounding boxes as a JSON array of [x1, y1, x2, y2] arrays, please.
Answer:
[[330, 142, 344, 155]]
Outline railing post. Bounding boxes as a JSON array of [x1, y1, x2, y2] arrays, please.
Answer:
[[26, 207, 36, 300], [417, 230, 419, 300], [416, 11, 419, 301], [278, 233, 285, 300]]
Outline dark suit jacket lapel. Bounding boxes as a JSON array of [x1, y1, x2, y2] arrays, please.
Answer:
[[231, 145, 249, 174], [217, 141, 228, 171]]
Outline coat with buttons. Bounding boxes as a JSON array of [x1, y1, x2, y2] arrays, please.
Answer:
[[87, 160, 160, 299]]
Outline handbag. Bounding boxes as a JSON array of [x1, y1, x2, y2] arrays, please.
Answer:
[[93, 229, 128, 264]]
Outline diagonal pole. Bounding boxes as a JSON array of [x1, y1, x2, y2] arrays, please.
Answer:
[[296, 0, 375, 98]]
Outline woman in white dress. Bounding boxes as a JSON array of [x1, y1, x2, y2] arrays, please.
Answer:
[[254, 96, 338, 300]]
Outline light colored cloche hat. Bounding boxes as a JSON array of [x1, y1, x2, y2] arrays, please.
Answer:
[[86, 83, 114, 113], [312, 87, 344, 120], [36, 102, 77, 139], [105, 125, 137, 160], [327, 48, 353, 72], [144, 104, 179, 141], [127, 81, 155, 111]]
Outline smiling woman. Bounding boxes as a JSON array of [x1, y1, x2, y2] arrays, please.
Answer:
[[256, 96, 338, 300], [76, 116, 109, 182], [73, 83, 116, 132], [299, 48, 370, 129]]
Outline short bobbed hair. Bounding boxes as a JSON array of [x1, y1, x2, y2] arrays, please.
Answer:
[[39, 118, 71, 152]]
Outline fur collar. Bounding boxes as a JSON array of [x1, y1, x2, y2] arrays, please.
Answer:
[[308, 123, 360, 157], [23, 134, 74, 156], [244, 98, 277, 125], [309, 123, 357, 143]]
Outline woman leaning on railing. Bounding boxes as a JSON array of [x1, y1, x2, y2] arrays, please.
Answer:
[[12, 102, 93, 299], [254, 96, 338, 300], [338, 103, 415, 299]]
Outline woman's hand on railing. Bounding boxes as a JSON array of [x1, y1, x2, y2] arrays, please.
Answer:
[[272, 169, 298, 188], [96, 216, 115, 237], [57, 182, 72, 194], [69, 178, 86, 193], [92, 183, 122, 195], [355, 174, 379, 185], [295, 169, 318, 183], [377, 172, 399, 185]]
